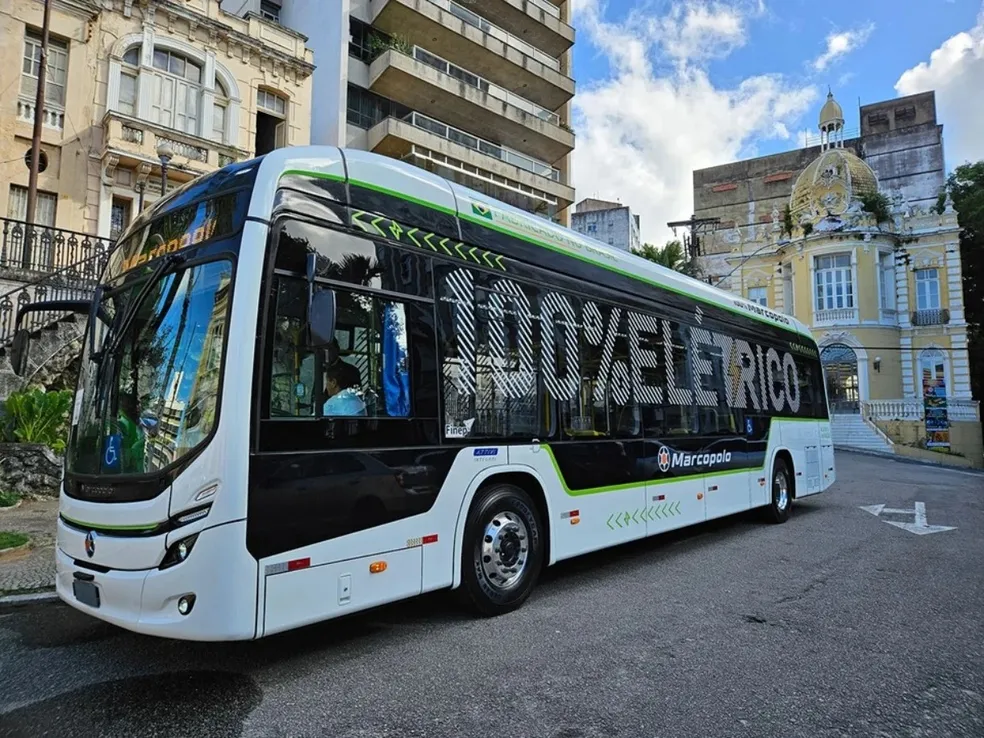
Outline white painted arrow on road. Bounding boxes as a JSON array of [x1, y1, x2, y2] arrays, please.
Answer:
[[859, 501, 956, 535]]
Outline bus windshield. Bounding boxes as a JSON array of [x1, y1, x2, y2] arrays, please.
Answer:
[[67, 195, 241, 478]]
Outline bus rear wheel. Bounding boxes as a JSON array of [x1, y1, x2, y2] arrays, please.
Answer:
[[764, 457, 792, 524], [459, 483, 544, 617]]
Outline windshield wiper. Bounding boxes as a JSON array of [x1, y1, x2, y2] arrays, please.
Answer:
[[101, 253, 186, 361], [93, 253, 185, 420]]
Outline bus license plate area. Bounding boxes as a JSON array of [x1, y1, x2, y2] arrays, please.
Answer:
[[72, 580, 101, 609]]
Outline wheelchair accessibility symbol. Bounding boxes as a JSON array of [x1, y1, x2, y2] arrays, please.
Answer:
[[745, 417, 754, 435], [103, 434, 122, 470]]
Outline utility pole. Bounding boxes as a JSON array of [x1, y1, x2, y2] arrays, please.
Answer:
[[24, 0, 53, 270]]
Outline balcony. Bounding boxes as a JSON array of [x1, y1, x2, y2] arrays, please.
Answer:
[[369, 47, 573, 164], [813, 307, 859, 327], [368, 113, 574, 213], [911, 308, 950, 326], [454, 0, 574, 58], [102, 112, 248, 182], [16, 98, 64, 131], [370, 0, 575, 111]]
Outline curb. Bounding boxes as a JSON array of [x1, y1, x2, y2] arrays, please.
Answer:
[[0, 499, 24, 513], [0, 589, 58, 611], [836, 446, 984, 475]]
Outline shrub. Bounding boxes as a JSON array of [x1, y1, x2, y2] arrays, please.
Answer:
[[0, 531, 29, 550], [0, 491, 19, 508], [1, 388, 74, 453]]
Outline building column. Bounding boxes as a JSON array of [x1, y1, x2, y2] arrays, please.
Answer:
[[950, 329, 972, 399], [900, 334, 915, 398], [136, 24, 156, 121], [945, 235, 965, 324]]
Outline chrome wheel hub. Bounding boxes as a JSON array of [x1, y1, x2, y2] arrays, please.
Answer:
[[775, 471, 789, 511], [480, 511, 529, 589]]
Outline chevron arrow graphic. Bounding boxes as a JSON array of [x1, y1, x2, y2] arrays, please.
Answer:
[[606, 514, 615, 530], [407, 228, 422, 248]]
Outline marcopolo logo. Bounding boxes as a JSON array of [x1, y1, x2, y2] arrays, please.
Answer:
[[657, 446, 733, 472]]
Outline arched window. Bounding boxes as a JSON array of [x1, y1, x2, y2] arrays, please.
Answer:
[[213, 78, 229, 143], [918, 348, 947, 397], [149, 48, 203, 134], [111, 37, 240, 145]]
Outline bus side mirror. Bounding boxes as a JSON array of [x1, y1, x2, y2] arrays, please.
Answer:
[[9, 329, 30, 377], [309, 290, 336, 349], [306, 252, 335, 348]]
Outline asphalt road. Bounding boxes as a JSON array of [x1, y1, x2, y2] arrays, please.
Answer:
[[1, 451, 982, 738]]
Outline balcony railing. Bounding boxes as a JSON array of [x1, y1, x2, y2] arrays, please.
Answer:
[[0, 217, 113, 277], [0, 218, 112, 346], [911, 308, 950, 326], [104, 112, 245, 172], [864, 399, 980, 423], [401, 111, 561, 181], [814, 307, 858, 326], [438, 0, 561, 71], [16, 98, 65, 131], [410, 46, 560, 124]]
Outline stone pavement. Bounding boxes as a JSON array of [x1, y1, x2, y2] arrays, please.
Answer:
[[0, 497, 57, 594]]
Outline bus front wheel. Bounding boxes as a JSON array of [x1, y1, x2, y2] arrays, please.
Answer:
[[765, 457, 793, 524], [459, 483, 544, 617]]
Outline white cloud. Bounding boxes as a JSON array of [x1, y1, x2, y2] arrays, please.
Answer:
[[570, 1, 818, 244], [895, 9, 984, 167], [812, 23, 875, 71]]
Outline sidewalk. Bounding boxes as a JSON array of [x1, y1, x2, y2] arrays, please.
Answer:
[[0, 497, 57, 595]]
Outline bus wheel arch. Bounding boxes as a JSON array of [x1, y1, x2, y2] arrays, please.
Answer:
[[765, 450, 795, 524], [453, 471, 549, 617]]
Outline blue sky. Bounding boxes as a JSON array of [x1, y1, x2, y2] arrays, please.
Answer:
[[568, 0, 984, 242]]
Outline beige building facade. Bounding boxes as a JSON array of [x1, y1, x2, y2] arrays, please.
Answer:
[[0, 0, 314, 246], [696, 92, 981, 467]]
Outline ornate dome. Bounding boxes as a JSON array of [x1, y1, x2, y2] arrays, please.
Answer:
[[789, 147, 880, 224], [819, 89, 844, 129]]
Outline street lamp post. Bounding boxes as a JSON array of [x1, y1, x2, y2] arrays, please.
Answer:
[[157, 141, 173, 198]]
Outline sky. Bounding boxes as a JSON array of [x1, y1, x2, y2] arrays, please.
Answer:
[[569, 0, 984, 244]]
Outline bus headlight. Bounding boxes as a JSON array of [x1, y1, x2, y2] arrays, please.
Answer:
[[159, 533, 199, 570]]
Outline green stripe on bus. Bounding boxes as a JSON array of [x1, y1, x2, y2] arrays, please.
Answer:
[[277, 170, 814, 340]]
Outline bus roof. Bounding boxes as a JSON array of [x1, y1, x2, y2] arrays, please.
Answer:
[[247, 146, 815, 341]]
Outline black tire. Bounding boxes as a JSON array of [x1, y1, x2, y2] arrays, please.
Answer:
[[458, 483, 544, 617], [764, 457, 793, 524]]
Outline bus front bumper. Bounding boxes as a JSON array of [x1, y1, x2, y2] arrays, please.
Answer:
[[55, 520, 256, 642]]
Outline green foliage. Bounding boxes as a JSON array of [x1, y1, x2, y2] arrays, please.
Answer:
[[0, 531, 29, 550], [944, 161, 984, 412], [631, 240, 702, 278], [801, 222, 814, 237], [0, 491, 19, 508], [368, 32, 412, 59], [781, 205, 795, 238], [1, 388, 74, 453], [859, 191, 891, 224]]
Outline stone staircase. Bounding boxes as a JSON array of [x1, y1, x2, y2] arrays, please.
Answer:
[[830, 413, 895, 454], [0, 313, 84, 399]]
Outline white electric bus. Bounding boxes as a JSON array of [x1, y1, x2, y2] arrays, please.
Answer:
[[12, 147, 834, 641]]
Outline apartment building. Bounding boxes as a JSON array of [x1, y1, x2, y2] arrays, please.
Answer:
[[0, 0, 314, 246], [253, 0, 576, 224], [570, 198, 640, 252]]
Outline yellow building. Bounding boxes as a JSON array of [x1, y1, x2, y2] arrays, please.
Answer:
[[710, 92, 981, 467], [0, 0, 314, 245]]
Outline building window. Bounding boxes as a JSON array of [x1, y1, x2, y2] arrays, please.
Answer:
[[255, 89, 287, 155], [7, 185, 57, 227], [213, 78, 229, 143], [349, 18, 372, 63], [814, 253, 853, 310], [22, 30, 68, 108], [118, 47, 139, 117], [110, 198, 132, 241], [747, 286, 768, 306], [260, 0, 281, 23], [345, 84, 410, 130], [149, 48, 203, 134], [879, 251, 895, 311], [914, 268, 940, 311], [918, 348, 947, 397], [586, 223, 597, 233]]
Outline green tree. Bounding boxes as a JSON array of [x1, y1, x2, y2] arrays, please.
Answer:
[[942, 161, 984, 411], [632, 240, 701, 278]]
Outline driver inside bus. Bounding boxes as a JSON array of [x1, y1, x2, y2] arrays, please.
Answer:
[[323, 360, 367, 417]]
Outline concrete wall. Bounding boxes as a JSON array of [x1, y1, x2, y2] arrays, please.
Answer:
[[873, 419, 983, 469], [571, 205, 639, 252]]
